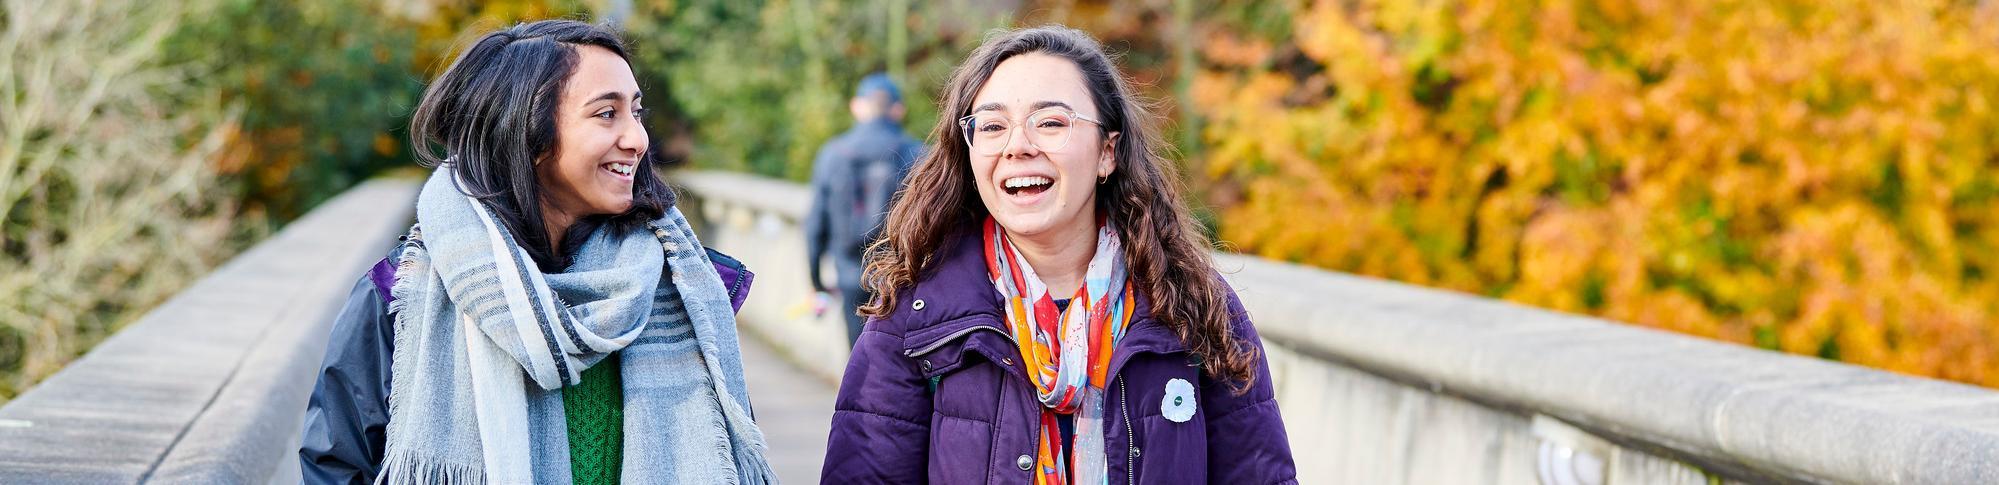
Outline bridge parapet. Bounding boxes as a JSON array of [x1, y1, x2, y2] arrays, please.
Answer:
[[677, 169, 1999, 484], [0, 179, 417, 484]]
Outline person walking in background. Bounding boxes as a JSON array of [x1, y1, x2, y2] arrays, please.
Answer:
[[805, 72, 924, 346], [298, 20, 773, 484], [821, 25, 1296, 483]]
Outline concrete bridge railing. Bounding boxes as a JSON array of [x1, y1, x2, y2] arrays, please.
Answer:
[[12, 169, 1996, 484], [676, 169, 1999, 485], [0, 179, 417, 483]]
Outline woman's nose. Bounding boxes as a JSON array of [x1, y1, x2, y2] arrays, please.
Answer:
[[619, 117, 649, 154], [1000, 127, 1038, 159]]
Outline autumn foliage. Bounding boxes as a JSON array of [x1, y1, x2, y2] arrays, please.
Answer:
[[14, 0, 1999, 397], [1188, 0, 1999, 386], [633, 0, 1999, 386]]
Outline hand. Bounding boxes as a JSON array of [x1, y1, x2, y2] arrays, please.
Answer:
[[812, 291, 833, 318]]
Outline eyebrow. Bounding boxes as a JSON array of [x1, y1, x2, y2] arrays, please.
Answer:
[[587, 90, 644, 105], [1030, 100, 1073, 111], [970, 100, 1074, 114]]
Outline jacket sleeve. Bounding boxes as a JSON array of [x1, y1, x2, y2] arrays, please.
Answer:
[[803, 144, 838, 293], [821, 320, 931, 483], [706, 247, 755, 315], [1202, 292, 1299, 485], [299, 272, 396, 485]]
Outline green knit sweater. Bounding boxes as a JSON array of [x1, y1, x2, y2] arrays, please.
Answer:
[[563, 352, 623, 485]]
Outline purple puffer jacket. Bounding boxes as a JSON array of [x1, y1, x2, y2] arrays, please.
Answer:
[[822, 231, 1297, 484]]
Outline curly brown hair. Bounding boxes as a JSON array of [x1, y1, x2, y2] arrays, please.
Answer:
[[858, 25, 1258, 392]]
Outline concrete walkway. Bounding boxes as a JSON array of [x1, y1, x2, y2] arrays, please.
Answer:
[[739, 331, 837, 484]]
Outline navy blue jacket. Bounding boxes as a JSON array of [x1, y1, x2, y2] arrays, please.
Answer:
[[804, 119, 923, 292], [297, 243, 755, 485]]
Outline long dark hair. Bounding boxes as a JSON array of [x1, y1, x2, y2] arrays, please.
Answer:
[[859, 25, 1259, 391], [409, 20, 672, 270]]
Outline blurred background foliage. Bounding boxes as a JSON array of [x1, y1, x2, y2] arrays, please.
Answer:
[[612, 0, 1999, 388], [1182, 0, 1999, 387], [0, 0, 590, 400], [0, 0, 237, 399], [620, 0, 1010, 179], [184, 0, 591, 221], [10, 0, 1999, 399]]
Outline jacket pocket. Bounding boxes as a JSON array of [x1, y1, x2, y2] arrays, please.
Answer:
[[1136, 412, 1207, 483], [1124, 358, 1208, 483], [929, 414, 994, 484]]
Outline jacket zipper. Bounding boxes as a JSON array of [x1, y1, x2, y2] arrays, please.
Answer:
[[1121, 376, 1135, 485], [902, 324, 1011, 358], [911, 319, 1142, 483]]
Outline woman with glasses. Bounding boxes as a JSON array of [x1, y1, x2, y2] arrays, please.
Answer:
[[821, 25, 1296, 484]]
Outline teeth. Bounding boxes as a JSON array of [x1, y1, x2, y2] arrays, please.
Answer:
[[1003, 176, 1052, 189], [606, 163, 634, 176]]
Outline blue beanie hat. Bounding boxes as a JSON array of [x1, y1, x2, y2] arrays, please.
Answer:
[[854, 72, 902, 103]]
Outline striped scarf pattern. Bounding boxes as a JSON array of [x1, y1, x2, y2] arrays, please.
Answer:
[[983, 217, 1135, 485], [377, 167, 773, 484]]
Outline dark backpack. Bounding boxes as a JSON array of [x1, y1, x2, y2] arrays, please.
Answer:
[[832, 142, 916, 253], [850, 154, 897, 243]]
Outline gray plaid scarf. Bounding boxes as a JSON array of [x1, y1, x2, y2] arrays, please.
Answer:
[[376, 167, 773, 484]]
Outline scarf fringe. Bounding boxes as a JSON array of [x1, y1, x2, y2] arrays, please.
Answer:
[[375, 450, 485, 485], [725, 411, 775, 484], [384, 224, 426, 318], [734, 444, 774, 485], [381, 226, 428, 451], [653, 217, 778, 485]]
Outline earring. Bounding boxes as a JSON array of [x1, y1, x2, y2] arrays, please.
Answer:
[[1098, 175, 1107, 185]]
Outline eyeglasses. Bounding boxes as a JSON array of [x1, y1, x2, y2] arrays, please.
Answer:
[[958, 107, 1105, 157]]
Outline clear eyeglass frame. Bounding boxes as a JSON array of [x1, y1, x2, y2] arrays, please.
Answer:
[[957, 107, 1106, 156]]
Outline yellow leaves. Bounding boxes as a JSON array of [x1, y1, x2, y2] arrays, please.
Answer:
[[1763, 202, 1997, 384], [1197, 0, 1999, 387], [1294, 1, 1348, 67], [1297, 1, 1389, 92], [1193, 71, 1296, 179], [1513, 207, 1611, 313]]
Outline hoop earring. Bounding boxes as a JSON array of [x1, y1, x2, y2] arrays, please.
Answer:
[[1098, 175, 1108, 185]]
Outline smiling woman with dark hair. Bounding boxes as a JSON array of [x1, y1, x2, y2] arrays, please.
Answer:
[[298, 20, 773, 485], [822, 25, 1296, 484]]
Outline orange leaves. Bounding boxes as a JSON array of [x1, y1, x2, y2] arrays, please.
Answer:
[[1198, 30, 1272, 68], [1513, 207, 1613, 313], [1194, 0, 1999, 387]]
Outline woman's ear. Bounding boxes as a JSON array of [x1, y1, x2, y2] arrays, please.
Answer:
[[1098, 132, 1121, 178]]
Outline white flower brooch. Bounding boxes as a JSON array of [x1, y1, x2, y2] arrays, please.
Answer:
[[1161, 378, 1197, 423]]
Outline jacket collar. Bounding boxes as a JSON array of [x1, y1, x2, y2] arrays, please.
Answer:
[[893, 228, 1187, 372], [854, 117, 903, 132]]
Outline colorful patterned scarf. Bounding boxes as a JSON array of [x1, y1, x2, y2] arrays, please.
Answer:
[[983, 217, 1136, 485]]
